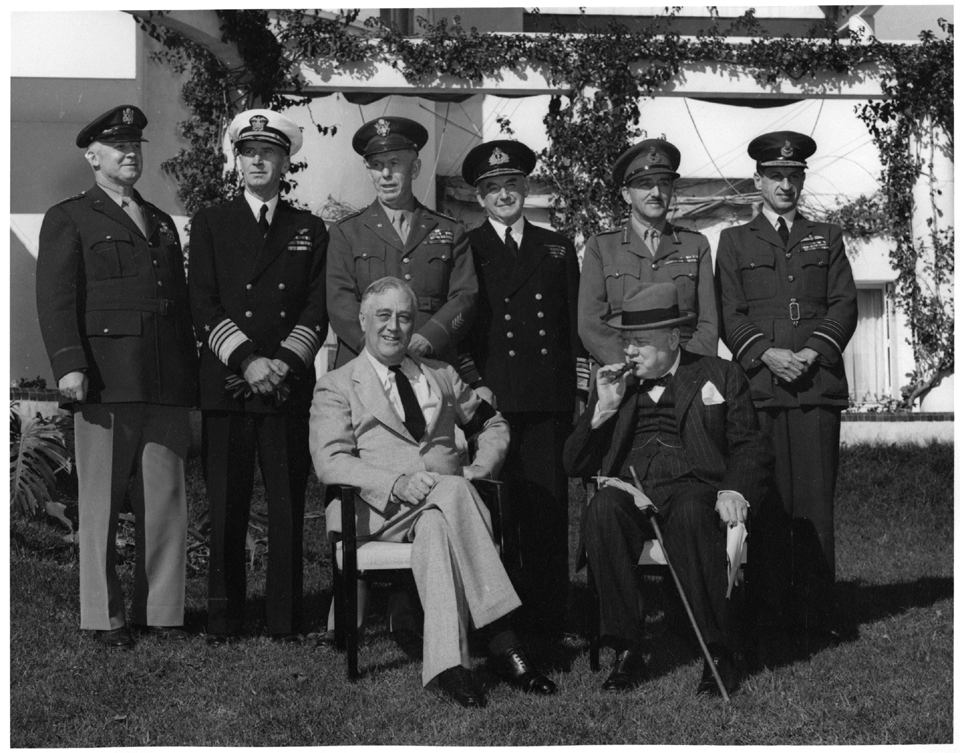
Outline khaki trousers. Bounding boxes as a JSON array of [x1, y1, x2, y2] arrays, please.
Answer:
[[74, 403, 190, 630], [379, 476, 521, 686]]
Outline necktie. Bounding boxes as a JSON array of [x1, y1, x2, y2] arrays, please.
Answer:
[[646, 228, 660, 252], [777, 217, 790, 246], [389, 365, 426, 441], [259, 205, 270, 236], [121, 197, 147, 236], [504, 226, 519, 257], [393, 212, 408, 243], [637, 372, 673, 393]]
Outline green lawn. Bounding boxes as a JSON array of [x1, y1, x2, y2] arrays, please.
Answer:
[[10, 442, 953, 746]]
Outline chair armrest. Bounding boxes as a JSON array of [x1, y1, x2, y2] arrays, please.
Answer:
[[471, 478, 512, 563]]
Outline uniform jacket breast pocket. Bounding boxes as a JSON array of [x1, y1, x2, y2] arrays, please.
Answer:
[[799, 248, 830, 298], [739, 249, 778, 301], [422, 248, 452, 289], [353, 246, 387, 288], [90, 231, 139, 281], [665, 260, 699, 303], [603, 262, 641, 310], [85, 310, 142, 338]]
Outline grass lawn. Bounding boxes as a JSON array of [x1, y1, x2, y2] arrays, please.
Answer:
[[10, 442, 953, 746]]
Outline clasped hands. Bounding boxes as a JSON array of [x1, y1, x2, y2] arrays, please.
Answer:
[[761, 347, 819, 383], [242, 356, 290, 395], [391, 465, 488, 507]]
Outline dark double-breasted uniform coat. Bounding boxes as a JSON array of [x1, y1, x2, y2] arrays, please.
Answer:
[[459, 218, 587, 634], [326, 200, 477, 367], [715, 211, 857, 629], [36, 184, 198, 631], [579, 221, 719, 365], [189, 195, 329, 636]]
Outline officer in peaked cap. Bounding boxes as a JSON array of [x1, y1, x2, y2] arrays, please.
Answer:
[[457, 139, 588, 639], [75, 104, 149, 148], [715, 130, 857, 641], [326, 115, 477, 371], [351, 116, 429, 157], [228, 108, 303, 156], [36, 106, 199, 648], [579, 138, 718, 366], [189, 107, 328, 642]]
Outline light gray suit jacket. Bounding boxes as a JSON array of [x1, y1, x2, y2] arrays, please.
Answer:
[[310, 349, 510, 538]]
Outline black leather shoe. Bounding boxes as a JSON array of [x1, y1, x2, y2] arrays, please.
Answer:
[[697, 645, 741, 697], [93, 627, 134, 649], [205, 633, 237, 646], [309, 629, 337, 648], [271, 632, 304, 644], [491, 646, 558, 695], [602, 648, 646, 691], [434, 666, 487, 708], [134, 625, 189, 640]]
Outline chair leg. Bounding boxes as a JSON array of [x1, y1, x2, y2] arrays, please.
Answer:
[[341, 487, 360, 680], [587, 562, 601, 671]]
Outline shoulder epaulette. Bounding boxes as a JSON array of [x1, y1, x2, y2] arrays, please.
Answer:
[[669, 223, 703, 236], [56, 191, 86, 205], [334, 209, 364, 225], [595, 226, 622, 237], [423, 207, 457, 222]]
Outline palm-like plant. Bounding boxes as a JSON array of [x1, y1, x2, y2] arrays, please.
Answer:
[[10, 403, 74, 517]]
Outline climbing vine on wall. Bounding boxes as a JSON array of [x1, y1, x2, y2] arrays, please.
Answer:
[[135, 9, 954, 394]]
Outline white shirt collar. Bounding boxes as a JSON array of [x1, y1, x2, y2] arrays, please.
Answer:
[[488, 215, 526, 245], [761, 204, 797, 230], [364, 349, 417, 382], [244, 190, 279, 224]]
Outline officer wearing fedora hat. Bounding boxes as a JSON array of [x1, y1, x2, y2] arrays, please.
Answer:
[[189, 108, 329, 642], [564, 282, 770, 695], [715, 131, 857, 640], [579, 139, 718, 367], [326, 116, 477, 369], [457, 139, 589, 638], [36, 105, 199, 648]]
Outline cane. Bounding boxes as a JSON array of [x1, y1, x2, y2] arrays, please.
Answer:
[[629, 466, 731, 703]]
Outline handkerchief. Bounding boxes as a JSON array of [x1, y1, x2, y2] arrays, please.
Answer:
[[701, 380, 725, 405]]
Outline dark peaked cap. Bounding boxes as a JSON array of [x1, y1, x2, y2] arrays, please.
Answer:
[[462, 140, 537, 186], [76, 105, 148, 148], [353, 117, 429, 158], [748, 131, 817, 169]]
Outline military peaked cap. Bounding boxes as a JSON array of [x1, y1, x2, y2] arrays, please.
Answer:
[[461, 139, 537, 186], [76, 105, 148, 148], [353, 117, 428, 158], [228, 109, 303, 156], [748, 131, 816, 169], [612, 139, 681, 185]]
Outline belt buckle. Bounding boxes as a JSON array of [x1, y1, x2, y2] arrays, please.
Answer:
[[789, 299, 800, 324]]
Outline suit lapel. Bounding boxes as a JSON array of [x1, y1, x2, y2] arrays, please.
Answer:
[[749, 212, 784, 250], [672, 350, 705, 423], [506, 222, 550, 294], [472, 220, 514, 277], [787, 213, 818, 252], [363, 201, 404, 251], [404, 204, 437, 255], [353, 351, 412, 441], [414, 356, 444, 439], [88, 185, 144, 238], [653, 222, 682, 260], [249, 200, 305, 280]]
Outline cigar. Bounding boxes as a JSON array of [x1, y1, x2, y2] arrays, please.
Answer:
[[608, 362, 634, 378]]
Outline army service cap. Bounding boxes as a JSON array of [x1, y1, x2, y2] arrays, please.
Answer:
[[462, 140, 537, 186], [612, 139, 681, 186], [748, 131, 816, 169], [76, 105, 148, 148], [229, 109, 303, 156], [353, 117, 429, 158]]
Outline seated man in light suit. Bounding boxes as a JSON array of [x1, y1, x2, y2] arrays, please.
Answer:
[[310, 277, 557, 708]]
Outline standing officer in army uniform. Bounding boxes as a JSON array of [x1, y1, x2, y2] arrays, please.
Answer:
[[715, 131, 857, 639], [579, 139, 718, 365], [458, 140, 589, 638], [326, 116, 477, 369], [189, 108, 329, 642], [36, 105, 198, 648]]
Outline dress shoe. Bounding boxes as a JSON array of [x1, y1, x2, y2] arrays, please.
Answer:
[[309, 629, 337, 648], [697, 645, 741, 697], [92, 627, 134, 649], [601, 647, 646, 691], [133, 625, 189, 640], [491, 646, 558, 695], [433, 666, 487, 709], [271, 632, 304, 644], [205, 633, 237, 646]]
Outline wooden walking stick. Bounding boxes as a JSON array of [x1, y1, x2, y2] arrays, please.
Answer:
[[629, 466, 730, 702]]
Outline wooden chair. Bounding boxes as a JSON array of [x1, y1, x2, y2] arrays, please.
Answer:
[[330, 479, 510, 680]]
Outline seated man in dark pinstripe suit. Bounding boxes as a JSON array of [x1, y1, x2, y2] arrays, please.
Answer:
[[564, 283, 771, 696]]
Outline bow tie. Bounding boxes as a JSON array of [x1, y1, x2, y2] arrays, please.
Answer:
[[636, 373, 673, 393]]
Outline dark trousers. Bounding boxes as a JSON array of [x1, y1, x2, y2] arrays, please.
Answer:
[[756, 406, 841, 630], [202, 410, 310, 636], [502, 410, 571, 635], [583, 481, 733, 650]]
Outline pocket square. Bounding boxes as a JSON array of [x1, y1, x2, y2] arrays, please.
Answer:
[[701, 381, 725, 405]]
